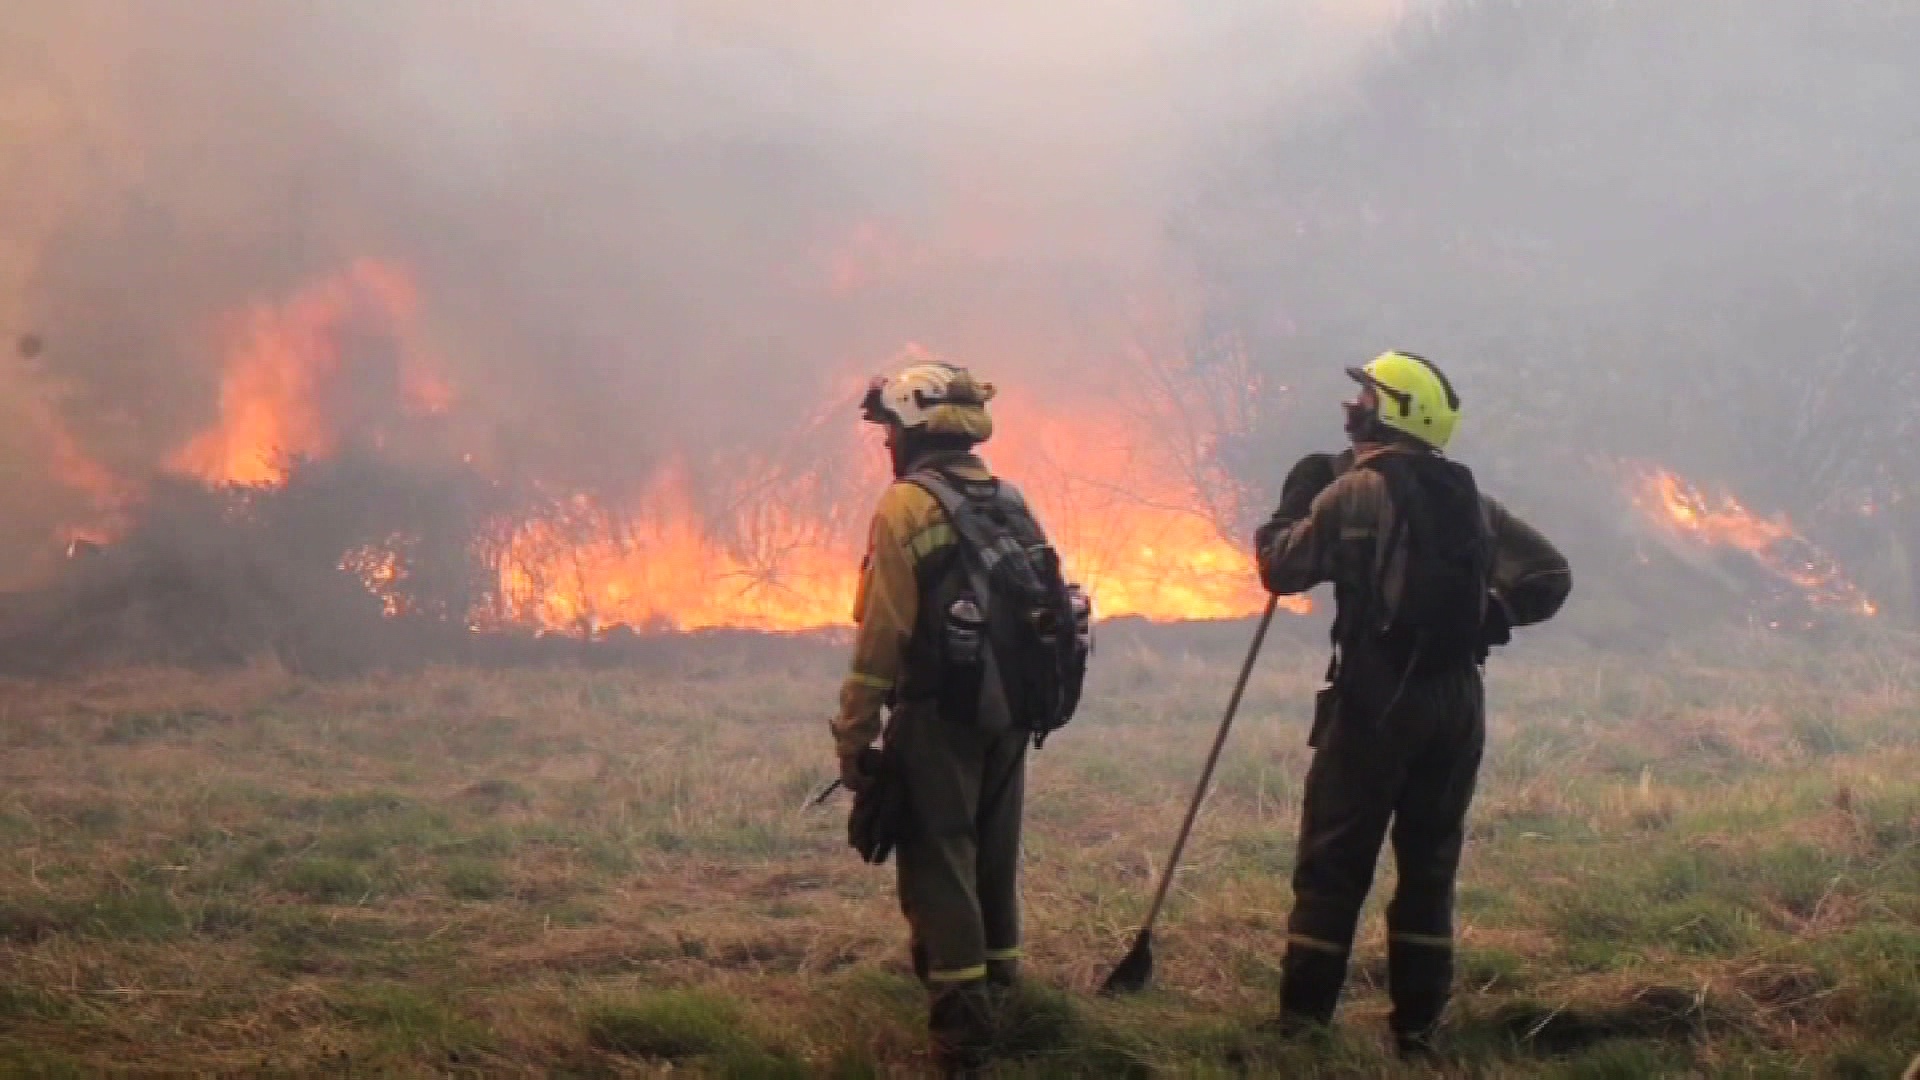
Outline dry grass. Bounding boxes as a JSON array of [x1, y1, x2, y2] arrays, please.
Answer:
[[0, 627, 1916, 1077]]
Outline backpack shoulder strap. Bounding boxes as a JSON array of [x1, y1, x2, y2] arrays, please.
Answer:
[[906, 469, 1021, 732], [904, 467, 969, 522], [1336, 456, 1407, 639], [908, 468, 1031, 577], [906, 468, 995, 594]]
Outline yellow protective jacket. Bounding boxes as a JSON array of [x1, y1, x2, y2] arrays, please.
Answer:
[[831, 452, 992, 759], [1255, 443, 1571, 631]]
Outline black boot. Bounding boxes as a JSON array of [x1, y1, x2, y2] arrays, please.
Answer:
[[910, 937, 931, 987], [1258, 1009, 1334, 1042], [1276, 941, 1348, 1028], [986, 956, 1019, 989], [1395, 1028, 1442, 1063], [929, 980, 994, 1077], [1387, 935, 1453, 1052]]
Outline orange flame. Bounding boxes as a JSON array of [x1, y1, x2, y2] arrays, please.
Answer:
[[986, 396, 1308, 622], [169, 259, 445, 487], [1630, 464, 1877, 617], [148, 260, 1301, 633], [339, 537, 415, 618], [479, 361, 1306, 633], [489, 467, 861, 633]]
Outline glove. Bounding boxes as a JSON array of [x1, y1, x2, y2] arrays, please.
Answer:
[[1482, 591, 1514, 650], [847, 746, 906, 865], [839, 748, 877, 794], [1275, 452, 1340, 524]]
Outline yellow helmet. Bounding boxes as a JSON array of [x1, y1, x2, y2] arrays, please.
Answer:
[[860, 360, 996, 442], [1345, 351, 1460, 451]]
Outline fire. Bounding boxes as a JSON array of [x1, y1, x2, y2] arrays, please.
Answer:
[[984, 397, 1308, 622], [474, 330, 1308, 633], [65, 259, 1306, 635], [341, 538, 409, 618], [1630, 464, 1877, 617], [481, 387, 1303, 634], [489, 467, 860, 634], [169, 259, 446, 487]]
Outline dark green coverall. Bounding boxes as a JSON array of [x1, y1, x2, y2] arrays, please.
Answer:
[[832, 451, 1027, 1064], [1254, 442, 1571, 1038]]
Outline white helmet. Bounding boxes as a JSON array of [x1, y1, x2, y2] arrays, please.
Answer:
[[860, 361, 995, 440]]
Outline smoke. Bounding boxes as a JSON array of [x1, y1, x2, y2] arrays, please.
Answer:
[[10, 1, 1915, 634], [1194, 0, 1920, 625], [0, 1, 1400, 585]]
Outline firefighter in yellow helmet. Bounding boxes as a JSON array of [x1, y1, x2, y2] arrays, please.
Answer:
[[1253, 351, 1571, 1057], [833, 359, 1068, 1076]]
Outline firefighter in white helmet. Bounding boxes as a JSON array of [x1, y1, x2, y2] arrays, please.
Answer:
[[832, 359, 1057, 1076]]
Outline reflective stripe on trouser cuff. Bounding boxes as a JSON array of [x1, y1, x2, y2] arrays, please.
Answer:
[[1390, 932, 1454, 950], [927, 965, 988, 985], [1286, 934, 1347, 956], [985, 947, 1022, 962], [847, 672, 894, 690]]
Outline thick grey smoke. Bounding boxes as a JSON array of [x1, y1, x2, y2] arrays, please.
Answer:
[[5, 1, 1915, 633], [0, 1, 1394, 579], [1196, 0, 1920, 628]]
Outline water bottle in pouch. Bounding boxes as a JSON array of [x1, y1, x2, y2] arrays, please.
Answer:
[[945, 595, 984, 666], [939, 594, 988, 725], [1066, 583, 1092, 656]]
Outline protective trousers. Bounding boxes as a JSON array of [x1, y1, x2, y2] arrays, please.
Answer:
[[889, 701, 1028, 1064], [1281, 652, 1485, 1037]]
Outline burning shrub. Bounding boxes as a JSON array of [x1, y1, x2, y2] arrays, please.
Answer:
[[0, 454, 503, 677]]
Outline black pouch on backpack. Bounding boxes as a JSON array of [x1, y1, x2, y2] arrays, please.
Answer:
[[908, 468, 1087, 746], [1362, 453, 1493, 674], [1310, 684, 1340, 750], [934, 587, 987, 727]]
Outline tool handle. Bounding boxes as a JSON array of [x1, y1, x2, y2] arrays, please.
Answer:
[[1139, 594, 1279, 931]]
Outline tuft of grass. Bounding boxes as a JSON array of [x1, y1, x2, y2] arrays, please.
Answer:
[[277, 857, 374, 903], [191, 899, 257, 936], [458, 778, 532, 810], [539, 899, 604, 928], [0, 987, 80, 1023], [0, 899, 69, 944], [1470, 986, 1735, 1058], [72, 804, 124, 834], [583, 990, 750, 1061], [97, 708, 226, 745], [1460, 947, 1532, 993], [1817, 1039, 1919, 1080], [328, 984, 494, 1061], [70, 889, 190, 941], [0, 1045, 92, 1078], [443, 858, 511, 901], [1547, 1039, 1697, 1079], [296, 790, 414, 823], [255, 910, 413, 977]]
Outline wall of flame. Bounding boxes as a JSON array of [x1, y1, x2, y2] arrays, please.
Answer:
[[37, 260, 1884, 635], [48, 261, 1308, 633]]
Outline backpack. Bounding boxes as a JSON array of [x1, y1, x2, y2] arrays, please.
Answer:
[[909, 468, 1089, 746], [1355, 453, 1492, 673]]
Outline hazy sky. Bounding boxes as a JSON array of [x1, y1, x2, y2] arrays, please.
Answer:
[[0, 2, 1403, 569], [5, 1, 1914, 627]]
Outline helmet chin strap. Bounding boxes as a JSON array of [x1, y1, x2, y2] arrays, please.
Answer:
[[889, 427, 977, 478], [1344, 399, 1378, 442], [888, 428, 913, 478]]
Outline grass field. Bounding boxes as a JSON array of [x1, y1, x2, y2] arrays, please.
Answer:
[[0, 627, 1916, 1077]]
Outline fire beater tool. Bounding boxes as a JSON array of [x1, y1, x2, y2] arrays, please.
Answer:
[[801, 777, 844, 812], [1101, 593, 1278, 995]]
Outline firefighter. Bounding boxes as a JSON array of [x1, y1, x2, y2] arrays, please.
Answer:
[[1253, 351, 1572, 1056], [831, 360, 1029, 1075]]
